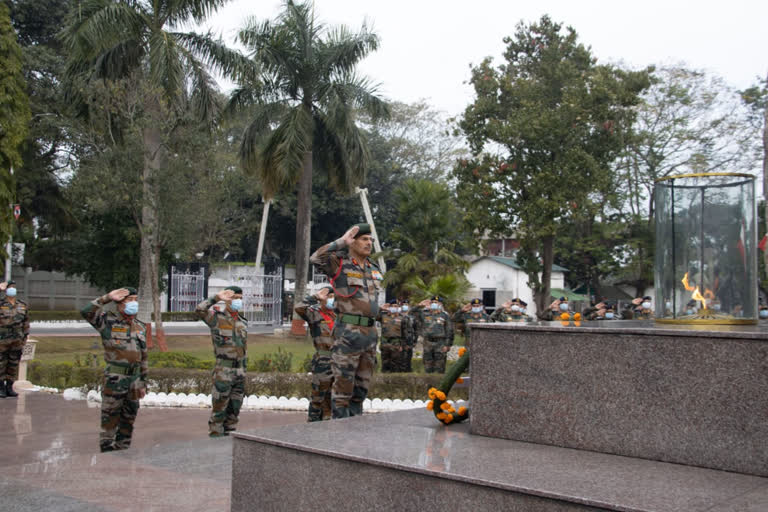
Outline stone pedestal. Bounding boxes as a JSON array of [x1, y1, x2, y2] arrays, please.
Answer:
[[14, 338, 37, 390], [470, 322, 768, 477]]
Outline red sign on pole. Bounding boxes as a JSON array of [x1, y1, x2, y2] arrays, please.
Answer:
[[13, 204, 20, 220]]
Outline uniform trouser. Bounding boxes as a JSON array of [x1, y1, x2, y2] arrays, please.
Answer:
[[0, 338, 24, 380], [210, 365, 245, 434], [401, 346, 414, 373], [423, 338, 448, 373], [308, 350, 333, 422], [101, 373, 141, 451], [331, 333, 376, 419], [379, 338, 402, 373]]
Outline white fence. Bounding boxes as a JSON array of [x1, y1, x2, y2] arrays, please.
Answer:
[[228, 268, 283, 325], [169, 266, 207, 312]]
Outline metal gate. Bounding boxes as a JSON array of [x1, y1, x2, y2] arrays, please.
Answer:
[[229, 268, 283, 325], [169, 265, 207, 312]]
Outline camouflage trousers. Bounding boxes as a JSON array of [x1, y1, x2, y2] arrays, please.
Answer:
[[422, 338, 448, 373], [101, 372, 142, 452], [331, 324, 377, 419], [210, 365, 245, 435], [380, 338, 410, 373], [0, 338, 24, 380], [308, 348, 333, 422]]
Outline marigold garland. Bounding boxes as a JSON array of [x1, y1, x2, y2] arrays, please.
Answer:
[[426, 349, 470, 426]]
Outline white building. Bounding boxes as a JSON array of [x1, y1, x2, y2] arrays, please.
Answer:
[[465, 256, 575, 317]]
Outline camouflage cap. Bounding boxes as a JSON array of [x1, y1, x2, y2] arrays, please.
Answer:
[[352, 223, 371, 238], [225, 285, 243, 294]]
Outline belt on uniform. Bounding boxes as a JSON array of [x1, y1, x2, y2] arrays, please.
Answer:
[[339, 313, 375, 327], [107, 365, 141, 376], [217, 358, 246, 368]]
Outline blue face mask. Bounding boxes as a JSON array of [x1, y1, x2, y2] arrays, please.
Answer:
[[430, 303, 440, 311], [713, 304, 721, 311], [6, 288, 17, 297], [231, 299, 243, 311], [686, 309, 694, 315], [605, 312, 614, 319], [520, 308, 526, 314], [760, 310, 768, 319], [642, 302, 651, 309], [391, 307, 400, 314], [123, 301, 139, 316], [325, 298, 335, 309], [471, 306, 482, 313], [401, 305, 409, 312], [511, 305, 520, 312], [559, 303, 569, 311]]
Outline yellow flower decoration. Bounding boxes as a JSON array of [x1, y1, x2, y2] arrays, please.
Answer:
[[435, 390, 446, 401], [447, 407, 455, 413], [458, 347, 467, 357], [574, 313, 582, 321], [456, 377, 464, 384], [428, 387, 437, 400], [444, 415, 454, 424], [440, 402, 452, 411], [560, 312, 570, 321], [436, 412, 447, 420], [426, 400, 434, 411], [458, 406, 468, 416]]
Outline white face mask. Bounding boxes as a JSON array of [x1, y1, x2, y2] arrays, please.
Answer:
[[642, 302, 651, 310], [430, 303, 440, 311], [471, 306, 482, 313], [665, 301, 672, 310], [6, 288, 17, 297], [390, 307, 400, 314], [713, 303, 721, 311], [325, 298, 335, 309], [760, 310, 768, 319], [559, 303, 569, 311], [401, 305, 409, 312], [520, 308, 526, 314], [686, 309, 694, 315], [605, 312, 615, 319], [511, 305, 520, 312]]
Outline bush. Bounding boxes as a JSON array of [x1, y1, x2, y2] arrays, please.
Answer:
[[148, 351, 214, 369], [27, 361, 103, 390], [247, 347, 294, 373], [30, 310, 82, 322]]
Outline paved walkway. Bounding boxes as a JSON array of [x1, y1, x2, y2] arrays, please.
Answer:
[[0, 391, 306, 511]]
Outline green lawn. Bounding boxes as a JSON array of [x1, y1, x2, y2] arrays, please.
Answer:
[[33, 334, 316, 368]]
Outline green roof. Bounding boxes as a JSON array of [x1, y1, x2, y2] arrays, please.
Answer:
[[483, 256, 568, 273], [550, 288, 589, 302]]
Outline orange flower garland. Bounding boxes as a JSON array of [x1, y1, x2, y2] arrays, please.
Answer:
[[426, 348, 470, 425]]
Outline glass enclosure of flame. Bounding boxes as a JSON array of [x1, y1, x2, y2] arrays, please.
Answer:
[[654, 173, 757, 324]]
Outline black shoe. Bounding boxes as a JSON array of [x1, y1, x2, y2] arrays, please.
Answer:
[[5, 380, 18, 398]]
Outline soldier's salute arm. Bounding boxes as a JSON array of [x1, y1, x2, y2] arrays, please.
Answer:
[[446, 313, 455, 347], [23, 305, 30, 340], [309, 242, 341, 277], [294, 295, 318, 323], [195, 297, 219, 327], [80, 294, 111, 330]]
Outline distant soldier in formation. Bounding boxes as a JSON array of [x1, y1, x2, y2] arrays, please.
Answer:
[[453, 298, 490, 347], [0, 281, 30, 399], [416, 296, 454, 373], [490, 298, 532, 322], [196, 286, 248, 437], [310, 223, 383, 418], [759, 299, 768, 320], [81, 287, 147, 452], [377, 299, 415, 373], [542, 296, 571, 321], [399, 299, 416, 372], [635, 296, 654, 320], [294, 285, 336, 421]]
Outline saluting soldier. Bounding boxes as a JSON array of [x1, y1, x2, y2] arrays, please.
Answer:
[[490, 298, 532, 322], [377, 299, 415, 373], [415, 296, 454, 373], [294, 285, 336, 421], [196, 286, 248, 437], [453, 298, 491, 348], [542, 296, 572, 321], [81, 287, 147, 452], [0, 281, 30, 398], [310, 223, 384, 418]]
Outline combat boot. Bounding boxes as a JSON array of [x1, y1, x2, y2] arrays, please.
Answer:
[[5, 380, 18, 398], [0, 382, 6, 398]]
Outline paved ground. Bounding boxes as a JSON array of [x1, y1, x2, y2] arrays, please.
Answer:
[[0, 391, 306, 511]]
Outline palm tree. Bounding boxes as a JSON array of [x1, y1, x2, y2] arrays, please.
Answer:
[[227, 1, 388, 323], [61, 0, 252, 337]]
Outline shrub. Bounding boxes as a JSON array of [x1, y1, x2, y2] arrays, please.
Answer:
[[148, 351, 213, 369]]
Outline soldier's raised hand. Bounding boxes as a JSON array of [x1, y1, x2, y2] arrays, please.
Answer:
[[462, 303, 472, 312], [419, 299, 431, 308], [339, 225, 359, 247], [549, 299, 560, 310], [108, 288, 131, 302], [316, 287, 330, 301], [502, 300, 512, 309], [217, 289, 235, 302], [0, 282, 6, 292], [381, 302, 390, 311]]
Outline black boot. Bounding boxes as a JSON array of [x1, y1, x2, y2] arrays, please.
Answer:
[[5, 380, 18, 398], [0, 382, 6, 398]]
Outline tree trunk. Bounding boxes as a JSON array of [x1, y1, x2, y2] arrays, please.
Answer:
[[763, 73, 768, 280], [139, 124, 164, 344], [291, 149, 313, 332], [535, 235, 554, 318]]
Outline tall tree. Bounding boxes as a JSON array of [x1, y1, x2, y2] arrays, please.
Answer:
[[0, 1, 30, 264], [455, 15, 651, 317], [61, 0, 248, 333], [227, 0, 388, 324]]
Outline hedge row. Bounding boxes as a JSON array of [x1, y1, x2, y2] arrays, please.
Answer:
[[27, 362, 468, 400], [30, 310, 199, 322]]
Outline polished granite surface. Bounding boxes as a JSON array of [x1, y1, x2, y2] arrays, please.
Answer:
[[233, 408, 768, 511], [0, 391, 306, 512]]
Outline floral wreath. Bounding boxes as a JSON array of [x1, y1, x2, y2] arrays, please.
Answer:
[[426, 347, 470, 425]]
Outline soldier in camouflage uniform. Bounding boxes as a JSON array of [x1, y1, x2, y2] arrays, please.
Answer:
[[81, 287, 147, 452], [377, 299, 415, 373], [196, 286, 248, 436], [294, 285, 336, 421], [453, 298, 490, 348], [415, 296, 454, 373], [0, 281, 30, 399], [310, 223, 383, 419], [400, 299, 416, 372], [490, 298, 532, 322]]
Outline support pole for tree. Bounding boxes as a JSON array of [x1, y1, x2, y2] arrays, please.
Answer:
[[5, 166, 12, 282], [255, 199, 271, 272], [355, 187, 386, 272]]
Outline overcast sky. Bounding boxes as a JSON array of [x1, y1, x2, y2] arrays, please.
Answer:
[[202, 0, 768, 117]]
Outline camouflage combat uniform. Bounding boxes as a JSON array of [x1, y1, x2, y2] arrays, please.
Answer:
[[490, 307, 531, 323], [417, 308, 454, 373], [81, 295, 148, 452], [377, 311, 415, 373], [310, 243, 383, 418], [196, 297, 248, 435], [402, 307, 417, 372], [453, 309, 490, 349], [0, 291, 30, 391], [295, 295, 335, 421]]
